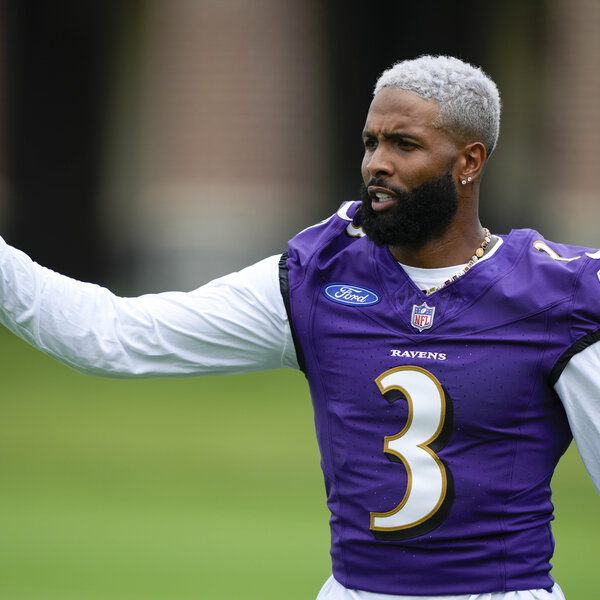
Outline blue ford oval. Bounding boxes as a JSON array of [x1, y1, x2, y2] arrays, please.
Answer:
[[322, 283, 381, 307]]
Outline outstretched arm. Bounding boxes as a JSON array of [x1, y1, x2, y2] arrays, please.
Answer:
[[0, 237, 297, 378]]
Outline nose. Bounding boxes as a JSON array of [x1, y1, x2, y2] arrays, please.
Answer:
[[363, 144, 394, 179]]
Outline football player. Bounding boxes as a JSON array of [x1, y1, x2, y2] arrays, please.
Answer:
[[1, 55, 598, 600]]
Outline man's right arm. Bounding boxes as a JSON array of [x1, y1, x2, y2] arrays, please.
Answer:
[[0, 236, 298, 378]]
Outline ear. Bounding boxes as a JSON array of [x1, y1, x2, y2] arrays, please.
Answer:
[[457, 142, 486, 184]]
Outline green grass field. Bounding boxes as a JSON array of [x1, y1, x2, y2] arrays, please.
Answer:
[[0, 328, 597, 599]]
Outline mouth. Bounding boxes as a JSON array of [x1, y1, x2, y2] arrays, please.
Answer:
[[368, 186, 398, 212]]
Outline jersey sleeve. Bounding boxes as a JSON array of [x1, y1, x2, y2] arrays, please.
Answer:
[[552, 250, 600, 494], [0, 236, 298, 377]]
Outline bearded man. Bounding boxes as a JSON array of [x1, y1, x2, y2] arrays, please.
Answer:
[[0, 55, 598, 600]]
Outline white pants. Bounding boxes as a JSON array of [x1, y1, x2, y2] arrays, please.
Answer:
[[316, 576, 567, 600]]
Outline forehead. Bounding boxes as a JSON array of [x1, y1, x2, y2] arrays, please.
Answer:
[[363, 87, 441, 136]]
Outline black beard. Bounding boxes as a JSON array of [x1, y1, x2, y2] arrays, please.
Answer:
[[360, 169, 459, 247]]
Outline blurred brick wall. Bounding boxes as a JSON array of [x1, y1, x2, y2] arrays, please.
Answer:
[[103, 0, 326, 291], [541, 0, 600, 246]]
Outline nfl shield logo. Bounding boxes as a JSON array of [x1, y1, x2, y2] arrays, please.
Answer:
[[411, 303, 436, 332]]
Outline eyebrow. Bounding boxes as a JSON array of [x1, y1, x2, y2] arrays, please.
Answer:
[[361, 130, 422, 144]]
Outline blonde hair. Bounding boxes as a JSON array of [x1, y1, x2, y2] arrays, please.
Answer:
[[375, 55, 501, 156]]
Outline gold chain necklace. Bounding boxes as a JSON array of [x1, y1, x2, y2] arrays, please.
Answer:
[[423, 228, 492, 295]]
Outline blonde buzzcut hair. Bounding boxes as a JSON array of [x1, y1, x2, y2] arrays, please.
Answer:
[[374, 55, 501, 156]]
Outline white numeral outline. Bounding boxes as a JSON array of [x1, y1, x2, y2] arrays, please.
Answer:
[[370, 366, 453, 540]]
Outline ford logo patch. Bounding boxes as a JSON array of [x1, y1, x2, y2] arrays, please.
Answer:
[[322, 283, 381, 307]]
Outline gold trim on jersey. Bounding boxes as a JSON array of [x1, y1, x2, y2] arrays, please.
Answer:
[[533, 240, 581, 262]]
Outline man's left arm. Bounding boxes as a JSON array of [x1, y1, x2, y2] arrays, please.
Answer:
[[554, 340, 600, 493]]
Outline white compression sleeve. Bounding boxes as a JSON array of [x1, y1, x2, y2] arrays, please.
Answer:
[[0, 237, 297, 377], [554, 341, 600, 493]]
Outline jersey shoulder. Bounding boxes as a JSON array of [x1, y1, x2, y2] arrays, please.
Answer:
[[516, 228, 600, 283], [514, 228, 600, 338], [526, 231, 600, 383], [285, 201, 367, 267]]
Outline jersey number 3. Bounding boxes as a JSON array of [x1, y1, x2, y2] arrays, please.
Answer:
[[370, 366, 454, 540]]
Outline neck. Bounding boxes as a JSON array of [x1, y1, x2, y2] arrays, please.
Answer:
[[388, 222, 489, 268]]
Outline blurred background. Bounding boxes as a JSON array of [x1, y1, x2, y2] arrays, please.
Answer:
[[0, 1, 598, 599], [1, 0, 599, 292]]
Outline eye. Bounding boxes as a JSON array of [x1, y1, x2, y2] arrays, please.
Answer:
[[395, 139, 417, 150], [363, 137, 378, 151]]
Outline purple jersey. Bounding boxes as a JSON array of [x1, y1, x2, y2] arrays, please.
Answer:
[[280, 202, 600, 596]]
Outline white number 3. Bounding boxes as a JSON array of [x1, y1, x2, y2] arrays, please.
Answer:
[[370, 366, 454, 540]]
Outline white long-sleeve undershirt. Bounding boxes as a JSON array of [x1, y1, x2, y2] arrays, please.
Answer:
[[0, 237, 297, 377]]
